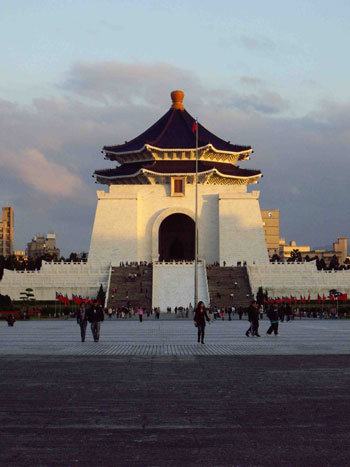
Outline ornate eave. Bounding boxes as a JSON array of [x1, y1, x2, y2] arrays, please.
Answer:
[[104, 144, 252, 165], [94, 167, 261, 186], [97, 90, 262, 186]]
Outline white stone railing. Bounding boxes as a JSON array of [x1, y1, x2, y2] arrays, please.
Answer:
[[154, 259, 204, 266]]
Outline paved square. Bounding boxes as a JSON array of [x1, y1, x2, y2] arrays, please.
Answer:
[[1, 319, 350, 466], [1, 317, 350, 355]]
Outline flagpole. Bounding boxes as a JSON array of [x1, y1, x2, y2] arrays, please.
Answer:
[[194, 119, 198, 309]]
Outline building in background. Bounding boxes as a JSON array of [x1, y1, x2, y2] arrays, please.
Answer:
[[261, 210, 280, 257], [279, 237, 348, 266], [14, 250, 28, 262], [27, 233, 60, 260], [0, 207, 14, 258], [279, 239, 311, 260], [303, 238, 348, 266], [333, 238, 348, 263]]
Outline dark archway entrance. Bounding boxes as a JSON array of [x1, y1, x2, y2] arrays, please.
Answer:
[[158, 213, 195, 261]]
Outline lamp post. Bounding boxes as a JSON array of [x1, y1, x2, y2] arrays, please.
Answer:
[[194, 119, 199, 309]]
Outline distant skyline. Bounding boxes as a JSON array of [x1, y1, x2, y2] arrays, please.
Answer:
[[1, 0, 350, 255]]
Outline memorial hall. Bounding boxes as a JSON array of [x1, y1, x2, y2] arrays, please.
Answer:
[[1, 91, 349, 309]]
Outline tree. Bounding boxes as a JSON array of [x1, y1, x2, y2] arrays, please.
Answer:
[[69, 252, 78, 262], [96, 284, 106, 306], [329, 255, 339, 270], [0, 293, 13, 311], [316, 258, 326, 270], [270, 254, 281, 262], [20, 288, 36, 314], [288, 249, 302, 263]]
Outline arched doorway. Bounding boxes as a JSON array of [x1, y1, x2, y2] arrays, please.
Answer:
[[158, 213, 195, 261]]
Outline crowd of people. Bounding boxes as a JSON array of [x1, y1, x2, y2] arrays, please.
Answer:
[[6, 297, 344, 345], [118, 261, 150, 268], [72, 298, 346, 343], [71, 300, 289, 343]]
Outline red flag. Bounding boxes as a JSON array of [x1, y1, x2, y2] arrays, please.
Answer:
[[307, 295, 310, 303], [57, 293, 65, 304], [329, 294, 335, 301], [322, 295, 326, 303], [317, 295, 321, 304], [339, 293, 347, 302], [192, 120, 198, 132]]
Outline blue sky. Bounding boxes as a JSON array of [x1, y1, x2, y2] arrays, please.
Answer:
[[1, 0, 349, 254]]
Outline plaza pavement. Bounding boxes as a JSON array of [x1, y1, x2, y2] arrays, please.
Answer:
[[1, 317, 350, 355], [1, 318, 350, 466]]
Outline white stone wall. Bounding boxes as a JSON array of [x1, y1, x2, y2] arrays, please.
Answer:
[[152, 261, 209, 311], [0, 261, 109, 301], [247, 262, 350, 298], [0, 183, 271, 302], [89, 191, 138, 264], [219, 191, 269, 265], [88, 184, 269, 268]]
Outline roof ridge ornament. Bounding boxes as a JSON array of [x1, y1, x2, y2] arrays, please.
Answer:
[[171, 90, 184, 110]]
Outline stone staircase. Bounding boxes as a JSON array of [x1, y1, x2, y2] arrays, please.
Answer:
[[152, 261, 210, 311], [106, 265, 152, 310], [206, 266, 253, 309]]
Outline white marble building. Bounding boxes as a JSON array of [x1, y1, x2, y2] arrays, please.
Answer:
[[1, 90, 349, 305], [88, 184, 268, 268]]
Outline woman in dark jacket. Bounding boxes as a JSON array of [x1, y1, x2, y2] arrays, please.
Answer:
[[194, 301, 210, 344], [246, 300, 260, 337]]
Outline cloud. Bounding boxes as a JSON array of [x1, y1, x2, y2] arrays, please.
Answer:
[[1, 149, 85, 198], [239, 76, 265, 87], [227, 90, 289, 114], [99, 20, 123, 32], [1, 59, 350, 254], [239, 34, 276, 52], [60, 61, 202, 107]]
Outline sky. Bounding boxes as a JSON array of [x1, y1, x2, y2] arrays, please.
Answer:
[[1, 0, 350, 255]]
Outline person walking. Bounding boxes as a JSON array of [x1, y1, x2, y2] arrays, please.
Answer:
[[285, 303, 292, 322], [7, 314, 16, 327], [259, 304, 264, 320], [87, 302, 104, 342], [194, 301, 210, 344], [227, 307, 232, 321], [266, 304, 279, 336], [138, 306, 143, 323], [238, 307, 243, 320], [246, 300, 260, 337], [76, 303, 88, 342]]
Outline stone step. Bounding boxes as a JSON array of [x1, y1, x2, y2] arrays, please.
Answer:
[[106, 265, 153, 309], [207, 266, 253, 309]]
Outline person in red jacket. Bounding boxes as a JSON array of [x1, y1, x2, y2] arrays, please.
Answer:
[[7, 314, 16, 327]]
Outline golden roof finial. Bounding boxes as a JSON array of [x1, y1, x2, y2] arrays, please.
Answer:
[[171, 90, 184, 110]]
